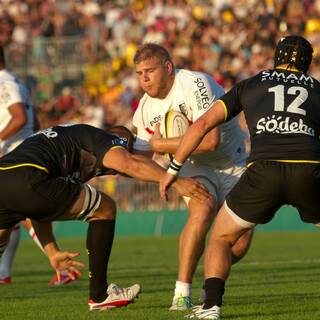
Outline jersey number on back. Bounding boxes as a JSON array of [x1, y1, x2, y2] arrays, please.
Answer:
[[268, 85, 308, 116]]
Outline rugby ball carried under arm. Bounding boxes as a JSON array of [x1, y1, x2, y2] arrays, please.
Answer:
[[160, 110, 190, 139], [159, 110, 190, 160]]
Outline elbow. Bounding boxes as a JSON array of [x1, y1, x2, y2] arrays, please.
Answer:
[[16, 116, 27, 131]]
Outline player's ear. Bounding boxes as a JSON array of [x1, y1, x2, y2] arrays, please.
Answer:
[[165, 60, 174, 75]]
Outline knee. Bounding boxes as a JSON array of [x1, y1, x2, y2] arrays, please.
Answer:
[[188, 198, 216, 228], [91, 194, 117, 220]]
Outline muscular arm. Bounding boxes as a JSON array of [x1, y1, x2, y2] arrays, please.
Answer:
[[0, 102, 27, 140], [103, 148, 167, 182], [103, 147, 212, 200], [31, 221, 59, 256], [150, 126, 220, 155], [31, 220, 84, 274]]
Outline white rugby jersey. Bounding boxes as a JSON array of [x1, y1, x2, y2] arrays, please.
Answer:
[[133, 68, 247, 169], [0, 69, 34, 152]]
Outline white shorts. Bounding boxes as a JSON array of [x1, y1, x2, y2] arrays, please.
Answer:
[[179, 160, 246, 206]]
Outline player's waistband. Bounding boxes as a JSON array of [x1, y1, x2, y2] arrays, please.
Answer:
[[0, 163, 48, 173], [247, 159, 320, 167]]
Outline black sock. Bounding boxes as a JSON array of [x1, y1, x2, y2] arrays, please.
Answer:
[[86, 219, 115, 302], [203, 277, 225, 308]]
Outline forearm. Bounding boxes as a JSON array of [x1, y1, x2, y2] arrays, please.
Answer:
[[173, 119, 210, 163], [151, 136, 217, 155], [31, 221, 59, 257], [123, 154, 165, 182], [174, 103, 226, 163]]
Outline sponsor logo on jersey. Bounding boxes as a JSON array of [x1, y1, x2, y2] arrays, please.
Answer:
[[261, 71, 314, 88], [178, 101, 188, 116], [194, 78, 211, 110], [149, 115, 161, 127], [256, 115, 315, 136], [35, 127, 58, 138]]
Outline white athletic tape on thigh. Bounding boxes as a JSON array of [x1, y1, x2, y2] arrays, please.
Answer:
[[224, 201, 255, 228], [77, 184, 101, 221]]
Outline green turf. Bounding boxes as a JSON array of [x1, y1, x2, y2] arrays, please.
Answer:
[[1, 232, 320, 319]]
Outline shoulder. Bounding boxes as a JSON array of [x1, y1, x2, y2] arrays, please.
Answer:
[[133, 93, 152, 124], [177, 69, 224, 94]]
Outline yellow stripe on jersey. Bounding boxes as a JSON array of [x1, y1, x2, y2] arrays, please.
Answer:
[[0, 163, 48, 173], [247, 159, 320, 168], [274, 159, 320, 164], [110, 145, 126, 150], [216, 99, 228, 121]]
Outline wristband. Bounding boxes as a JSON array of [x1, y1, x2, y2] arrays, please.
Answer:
[[167, 159, 183, 176]]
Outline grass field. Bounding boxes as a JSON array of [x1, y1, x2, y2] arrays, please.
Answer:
[[1, 232, 320, 320]]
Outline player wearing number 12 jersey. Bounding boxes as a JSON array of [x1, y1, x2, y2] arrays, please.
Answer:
[[160, 35, 320, 319]]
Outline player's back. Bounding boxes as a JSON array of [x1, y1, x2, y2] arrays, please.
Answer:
[[235, 68, 320, 162], [0, 124, 118, 180]]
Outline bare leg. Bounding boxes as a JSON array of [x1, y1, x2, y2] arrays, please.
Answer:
[[170, 196, 216, 310], [178, 197, 216, 283], [204, 205, 252, 309], [231, 228, 254, 264]]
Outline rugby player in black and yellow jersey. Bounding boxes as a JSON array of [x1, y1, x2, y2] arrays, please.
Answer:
[[160, 35, 319, 319], [0, 123, 210, 310]]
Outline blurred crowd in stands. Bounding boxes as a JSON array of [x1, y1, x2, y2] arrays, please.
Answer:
[[1, 0, 320, 210]]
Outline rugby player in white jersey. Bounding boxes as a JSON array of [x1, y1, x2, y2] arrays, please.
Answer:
[[0, 45, 77, 286], [132, 43, 254, 310]]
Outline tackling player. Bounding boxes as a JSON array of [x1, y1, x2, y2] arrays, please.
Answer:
[[132, 43, 253, 309], [161, 35, 319, 319], [0, 123, 210, 310]]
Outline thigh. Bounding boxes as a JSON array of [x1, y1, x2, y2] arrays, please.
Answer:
[[286, 163, 320, 223], [226, 161, 284, 224], [216, 164, 246, 206], [180, 161, 219, 203]]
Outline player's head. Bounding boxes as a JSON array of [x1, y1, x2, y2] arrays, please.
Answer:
[[274, 35, 313, 73], [0, 46, 5, 68], [108, 126, 134, 153], [134, 43, 175, 99]]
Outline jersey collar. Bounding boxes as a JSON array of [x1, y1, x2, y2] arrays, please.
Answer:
[[275, 66, 299, 72]]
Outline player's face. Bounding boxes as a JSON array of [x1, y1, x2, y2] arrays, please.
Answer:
[[135, 57, 173, 99]]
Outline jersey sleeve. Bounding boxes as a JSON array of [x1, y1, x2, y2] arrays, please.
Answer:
[[218, 80, 246, 121], [0, 80, 23, 108], [187, 74, 225, 122], [132, 99, 152, 151]]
